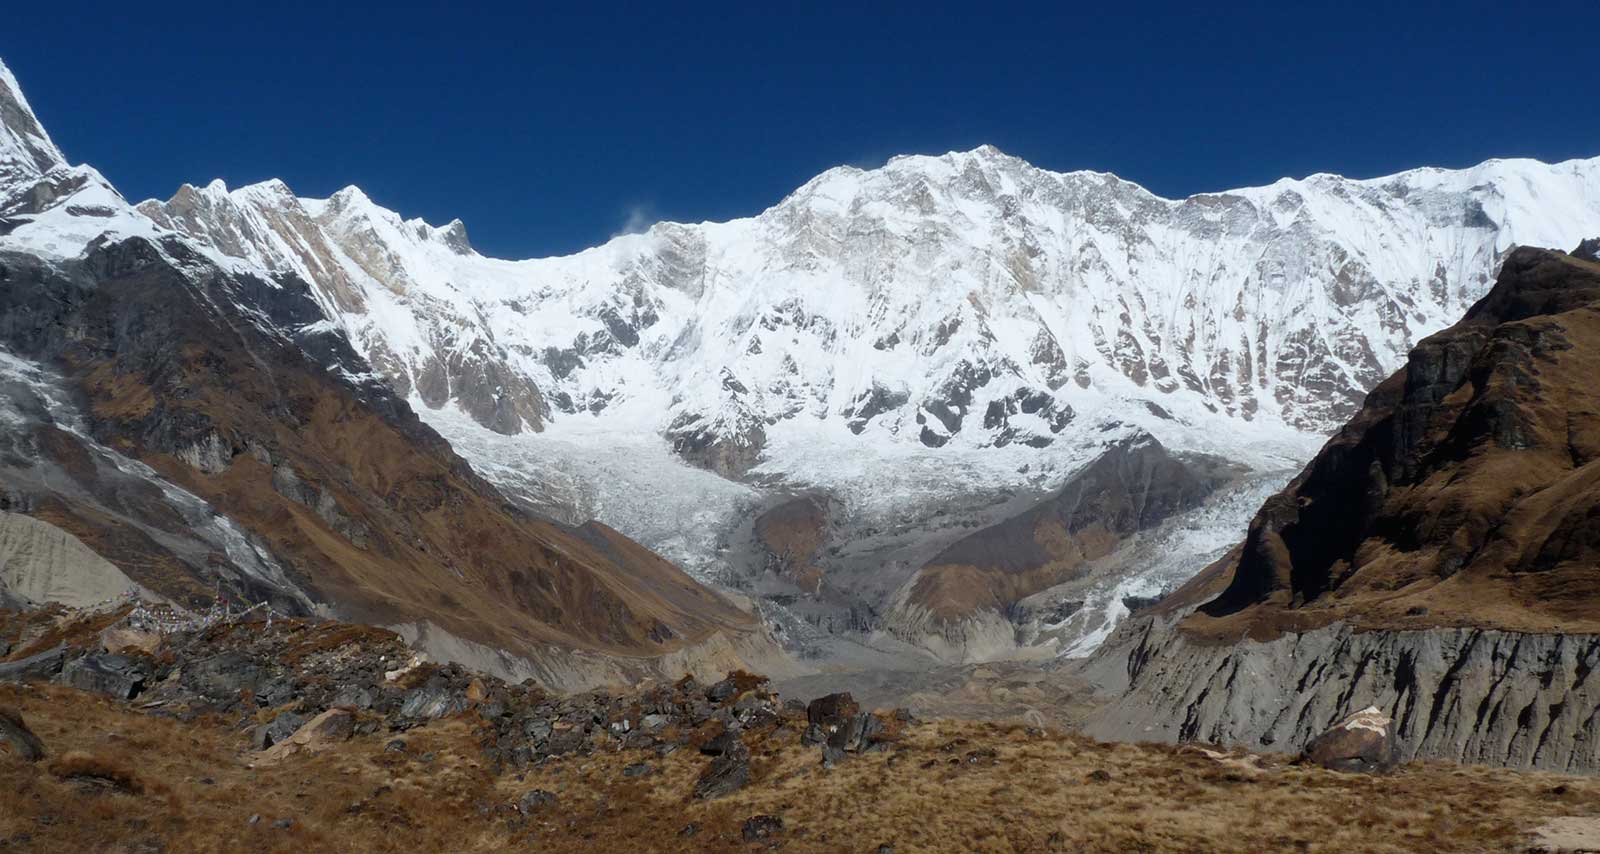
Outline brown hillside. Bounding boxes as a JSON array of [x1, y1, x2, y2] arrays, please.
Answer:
[[908, 435, 1230, 620], [0, 236, 753, 659], [1189, 246, 1600, 640], [3, 679, 1596, 854]]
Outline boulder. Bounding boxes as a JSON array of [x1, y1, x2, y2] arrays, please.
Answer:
[[0, 645, 65, 683], [825, 715, 863, 752], [0, 706, 45, 761], [186, 652, 266, 700], [806, 692, 859, 728], [853, 712, 886, 752], [253, 712, 307, 750], [60, 654, 146, 699], [821, 743, 845, 768], [332, 686, 374, 710], [399, 685, 468, 720], [1298, 706, 1401, 773], [542, 728, 587, 757], [522, 717, 553, 742], [706, 677, 740, 704], [693, 743, 750, 799], [257, 709, 355, 764]]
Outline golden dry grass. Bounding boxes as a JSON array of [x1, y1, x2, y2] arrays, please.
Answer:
[[0, 682, 1595, 853]]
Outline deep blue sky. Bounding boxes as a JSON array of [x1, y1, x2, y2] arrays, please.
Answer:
[[4, 2, 1598, 258]]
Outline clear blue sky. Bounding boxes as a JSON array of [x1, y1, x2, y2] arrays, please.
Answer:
[[4, 1, 1597, 259]]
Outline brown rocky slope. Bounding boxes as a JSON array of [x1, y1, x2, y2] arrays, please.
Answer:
[[885, 434, 1235, 661], [3, 605, 1598, 853], [0, 231, 771, 686], [1083, 245, 1600, 771], [1193, 245, 1600, 638]]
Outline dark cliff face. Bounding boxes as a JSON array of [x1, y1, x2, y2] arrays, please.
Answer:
[[907, 434, 1231, 620], [1195, 245, 1600, 638], [0, 235, 753, 656]]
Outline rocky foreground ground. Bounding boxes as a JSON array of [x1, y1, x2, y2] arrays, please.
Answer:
[[2, 605, 1598, 853]]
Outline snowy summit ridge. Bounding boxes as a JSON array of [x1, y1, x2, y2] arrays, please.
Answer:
[[138, 142, 1600, 456]]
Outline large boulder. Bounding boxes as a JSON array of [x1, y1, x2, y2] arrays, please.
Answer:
[[100, 626, 162, 655], [806, 692, 860, 728], [693, 742, 751, 799], [1298, 706, 1401, 773], [257, 709, 355, 764], [0, 706, 45, 761], [60, 654, 146, 699], [399, 683, 468, 720], [252, 712, 307, 750]]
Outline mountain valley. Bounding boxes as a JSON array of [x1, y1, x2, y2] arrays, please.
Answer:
[[2, 44, 1600, 854]]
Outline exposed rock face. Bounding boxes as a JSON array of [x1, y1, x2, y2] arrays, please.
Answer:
[[1083, 247, 1600, 772], [667, 414, 766, 478], [0, 238, 759, 666], [885, 434, 1233, 661], [135, 182, 548, 437], [1083, 618, 1600, 773], [0, 62, 64, 193], [135, 142, 1600, 458]]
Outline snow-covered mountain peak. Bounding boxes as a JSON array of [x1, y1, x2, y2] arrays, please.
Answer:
[[0, 59, 165, 262], [0, 58, 67, 192], [132, 143, 1600, 471]]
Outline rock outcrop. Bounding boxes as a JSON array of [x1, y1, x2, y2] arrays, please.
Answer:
[[1084, 618, 1600, 772]]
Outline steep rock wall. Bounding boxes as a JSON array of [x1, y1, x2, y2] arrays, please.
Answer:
[[1082, 617, 1600, 773]]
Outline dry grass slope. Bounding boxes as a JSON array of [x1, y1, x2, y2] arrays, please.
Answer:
[[1, 682, 1595, 853]]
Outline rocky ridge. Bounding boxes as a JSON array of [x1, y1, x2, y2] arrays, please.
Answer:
[[1082, 245, 1600, 772]]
